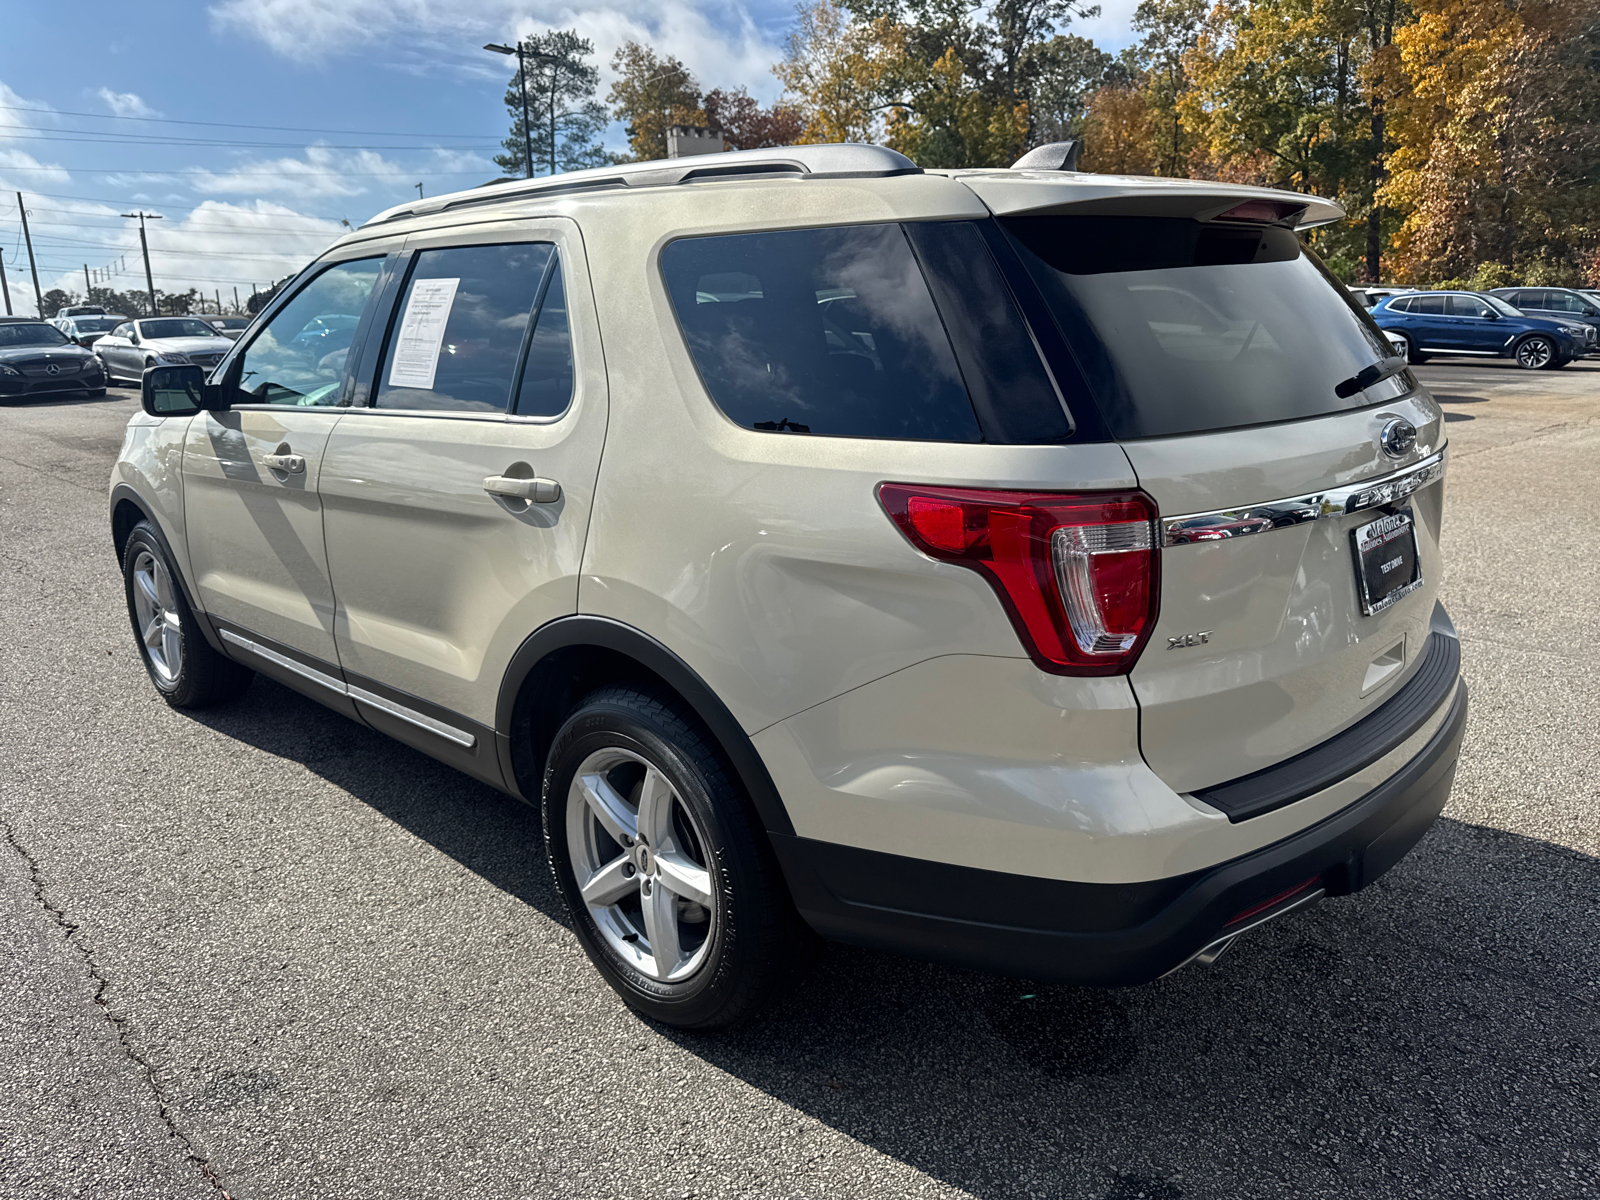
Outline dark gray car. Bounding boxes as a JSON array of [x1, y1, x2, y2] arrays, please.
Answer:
[[0, 320, 108, 400], [1490, 287, 1600, 354]]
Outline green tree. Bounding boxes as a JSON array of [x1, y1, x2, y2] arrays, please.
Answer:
[[608, 43, 705, 162], [1024, 33, 1128, 142], [493, 31, 609, 178]]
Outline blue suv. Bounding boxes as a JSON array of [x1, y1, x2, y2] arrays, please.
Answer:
[[1372, 290, 1587, 369]]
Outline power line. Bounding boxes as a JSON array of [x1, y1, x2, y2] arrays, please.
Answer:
[[0, 103, 496, 140], [3, 163, 487, 176], [3, 131, 501, 151]]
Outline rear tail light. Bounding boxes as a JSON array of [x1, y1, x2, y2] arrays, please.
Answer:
[[878, 484, 1161, 675]]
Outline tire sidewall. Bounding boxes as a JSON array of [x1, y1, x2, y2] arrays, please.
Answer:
[[123, 525, 199, 701], [543, 698, 752, 1027]]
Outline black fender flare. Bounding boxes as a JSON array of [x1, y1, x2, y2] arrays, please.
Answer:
[[494, 615, 795, 837]]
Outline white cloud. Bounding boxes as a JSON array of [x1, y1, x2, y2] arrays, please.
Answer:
[[210, 0, 786, 100], [188, 143, 495, 200], [96, 88, 161, 118]]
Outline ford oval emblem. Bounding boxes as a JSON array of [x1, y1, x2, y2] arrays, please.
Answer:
[[1380, 417, 1417, 459]]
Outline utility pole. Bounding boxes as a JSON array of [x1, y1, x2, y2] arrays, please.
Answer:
[[485, 42, 535, 178], [84, 264, 93, 298], [121, 211, 163, 317], [0, 247, 11, 315], [233, 286, 241, 312], [17, 192, 43, 317]]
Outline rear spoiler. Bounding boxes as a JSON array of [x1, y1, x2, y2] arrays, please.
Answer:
[[947, 171, 1345, 230]]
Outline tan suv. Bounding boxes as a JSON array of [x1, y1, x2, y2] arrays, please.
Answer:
[[111, 144, 1467, 1028]]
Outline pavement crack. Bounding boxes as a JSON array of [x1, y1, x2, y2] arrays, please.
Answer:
[[1, 819, 236, 1200]]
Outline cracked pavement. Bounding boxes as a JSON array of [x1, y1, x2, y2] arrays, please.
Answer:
[[0, 362, 1596, 1200]]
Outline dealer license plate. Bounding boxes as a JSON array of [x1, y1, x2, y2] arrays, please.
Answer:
[[1352, 509, 1422, 616]]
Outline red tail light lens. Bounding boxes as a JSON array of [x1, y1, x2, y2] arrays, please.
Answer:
[[878, 483, 1161, 675]]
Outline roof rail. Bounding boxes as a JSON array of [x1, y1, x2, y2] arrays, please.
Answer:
[[361, 143, 922, 228]]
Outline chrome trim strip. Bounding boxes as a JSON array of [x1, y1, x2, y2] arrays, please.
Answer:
[[219, 630, 477, 749], [347, 685, 477, 749], [1161, 450, 1445, 547], [220, 629, 344, 692]]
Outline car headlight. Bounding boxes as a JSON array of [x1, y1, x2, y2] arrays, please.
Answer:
[[0, 364, 19, 376], [158, 352, 192, 365]]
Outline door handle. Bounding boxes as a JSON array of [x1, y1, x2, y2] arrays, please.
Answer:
[[263, 453, 305, 474], [483, 474, 561, 504]]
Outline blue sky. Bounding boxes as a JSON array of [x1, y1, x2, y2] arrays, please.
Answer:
[[0, 0, 1136, 313]]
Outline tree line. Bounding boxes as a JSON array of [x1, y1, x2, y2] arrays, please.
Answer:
[[496, 0, 1598, 286]]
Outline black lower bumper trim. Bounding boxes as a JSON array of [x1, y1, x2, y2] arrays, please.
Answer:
[[772, 678, 1467, 986]]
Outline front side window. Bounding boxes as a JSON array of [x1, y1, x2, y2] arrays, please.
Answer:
[[375, 242, 554, 413], [1004, 215, 1397, 439], [661, 223, 980, 441], [111, 323, 133, 340], [1548, 291, 1585, 313], [235, 258, 382, 406], [1449, 295, 1494, 319]]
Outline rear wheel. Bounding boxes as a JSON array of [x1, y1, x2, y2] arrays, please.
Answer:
[[1514, 335, 1556, 369], [542, 686, 807, 1029], [123, 522, 254, 708]]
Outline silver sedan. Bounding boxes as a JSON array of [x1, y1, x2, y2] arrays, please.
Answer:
[[94, 317, 235, 385]]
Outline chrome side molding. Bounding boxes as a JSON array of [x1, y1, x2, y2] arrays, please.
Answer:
[[1162, 451, 1445, 547], [218, 629, 477, 749]]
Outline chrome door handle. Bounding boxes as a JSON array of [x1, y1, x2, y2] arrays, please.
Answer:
[[483, 474, 561, 504], [262, 453, 305, 474]]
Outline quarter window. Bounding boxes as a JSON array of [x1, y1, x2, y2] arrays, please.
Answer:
[[661, 223, 981, 441], [235, 258, 383, 406], [375, 243, 554, 413]]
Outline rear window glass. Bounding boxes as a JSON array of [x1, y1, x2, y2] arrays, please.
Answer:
[[661, 224, 980, 442], [1004, 216, 1400, 440]]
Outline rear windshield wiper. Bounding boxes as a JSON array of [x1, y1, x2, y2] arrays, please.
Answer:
[[1335, 355, 1408, 399]]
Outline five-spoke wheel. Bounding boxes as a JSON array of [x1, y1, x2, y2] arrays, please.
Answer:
[[130, 548, 184, 685]]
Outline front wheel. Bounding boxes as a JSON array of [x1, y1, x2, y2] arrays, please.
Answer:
[[123, 522, 254, 708], [1515, 335, 1556, 369], [542, 686, 808, 1029]]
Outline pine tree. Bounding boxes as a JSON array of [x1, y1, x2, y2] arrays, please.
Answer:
[[493, 31, 610, 178]]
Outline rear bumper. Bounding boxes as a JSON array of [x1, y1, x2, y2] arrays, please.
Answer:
[[774, 677, 1467, 985]]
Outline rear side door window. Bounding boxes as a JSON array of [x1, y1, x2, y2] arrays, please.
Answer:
[[661, 223, 982, 441], [374, 243, 555, 413]]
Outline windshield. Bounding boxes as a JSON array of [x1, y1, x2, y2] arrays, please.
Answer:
[[74, 317, 123, 332], [142, 318, 221, 339], [1482, 294, 1523, 317], [210, 317, 249, 329], [1004, 216, 1399, 439], [0, 323, 71, 348]]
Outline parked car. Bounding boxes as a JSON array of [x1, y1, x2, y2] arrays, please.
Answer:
[[195, 313, 252, 341], [93, 317, 236, 385], [1348, 286, 1405, 309], [53, 303, 106, 321], [58, 314, 128, 350], [1488, 287, 1600, 354], [113, 144, 1466, 1029], [0, 318, 107, 400], [1371, 290, 1587, 368]]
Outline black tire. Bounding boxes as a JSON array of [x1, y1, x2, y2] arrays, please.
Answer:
[[122, 521, 254, 708], [85, 388, 107, 397], [542, 685, 808, 1029], [1395, 333, 1428, 365]]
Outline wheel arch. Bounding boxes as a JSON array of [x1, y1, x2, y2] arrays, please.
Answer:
[[110, 484, 226, 655], [496, 616, 795, 837]]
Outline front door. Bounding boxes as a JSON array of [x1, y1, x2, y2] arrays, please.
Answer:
[[183, 255, 387, 666], [319, 223, 607, 740]]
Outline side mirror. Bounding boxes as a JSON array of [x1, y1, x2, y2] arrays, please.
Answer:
[[142, 364, 207, 417], [129, 331, 141, 345]]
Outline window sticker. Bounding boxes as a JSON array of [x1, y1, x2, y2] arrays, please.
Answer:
[[387, 277, 460, 390]]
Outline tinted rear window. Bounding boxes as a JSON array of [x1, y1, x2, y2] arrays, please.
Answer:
[[1004, 216, 1399, 440], [662, 224, 980, 441]]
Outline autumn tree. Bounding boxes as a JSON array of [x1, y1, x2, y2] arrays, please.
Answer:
[[703, 87, 807, 149], [1079, 85, 1158, 173], [608, 44, 706, 161]]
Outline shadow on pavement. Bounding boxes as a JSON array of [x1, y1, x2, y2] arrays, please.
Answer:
[[192, 677, 1600, 1199]]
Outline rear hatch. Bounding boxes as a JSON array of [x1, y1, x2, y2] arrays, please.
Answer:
[[982, 191, 1447, 798]]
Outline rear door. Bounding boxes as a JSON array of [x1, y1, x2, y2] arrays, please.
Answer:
[[318, 219, 607, 745], [1405, 293, 1453, 350], [998, 209, 1447, 795]]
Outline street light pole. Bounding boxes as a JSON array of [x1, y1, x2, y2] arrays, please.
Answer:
[[485, 41, 535, 178], [0, 248, 11, 316], [121, 211, 163, 317]]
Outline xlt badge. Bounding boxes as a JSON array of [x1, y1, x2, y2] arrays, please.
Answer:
[[1167, 630, 1213, 650]]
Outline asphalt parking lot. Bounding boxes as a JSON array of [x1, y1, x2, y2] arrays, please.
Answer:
[[2, 360, 1596, 1200]]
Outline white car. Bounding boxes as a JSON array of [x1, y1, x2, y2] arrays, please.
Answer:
[[111, 143, 1466, 1029], [93, 317, 235, 385]]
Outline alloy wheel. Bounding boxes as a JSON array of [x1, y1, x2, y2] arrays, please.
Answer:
[[1517, 337, 1553, 369], [566, 747, 717, 982], [131, 549, 183, 684]]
